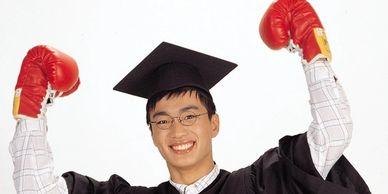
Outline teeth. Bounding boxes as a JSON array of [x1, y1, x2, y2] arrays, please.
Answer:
[[172, 142, 194, 151]]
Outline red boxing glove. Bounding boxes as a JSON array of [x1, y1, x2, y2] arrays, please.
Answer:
[[13, 45, 80, 119], [259, 0, 331, 64]]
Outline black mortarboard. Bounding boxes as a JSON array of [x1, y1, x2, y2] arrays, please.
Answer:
[[113, 42, 237, 99]]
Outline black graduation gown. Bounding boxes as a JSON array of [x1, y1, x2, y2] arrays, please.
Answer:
[[62, 133, 371, 194]]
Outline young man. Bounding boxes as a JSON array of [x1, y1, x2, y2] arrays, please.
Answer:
[[10, 0, 370, 193]]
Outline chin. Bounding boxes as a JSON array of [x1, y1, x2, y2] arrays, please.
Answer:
[[167, 152, 198, 167]]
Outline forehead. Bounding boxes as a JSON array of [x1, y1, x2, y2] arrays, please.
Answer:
[[152, 91, 205, 114]]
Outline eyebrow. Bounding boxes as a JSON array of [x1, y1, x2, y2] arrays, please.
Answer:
[[152, 105, 199, 119], [180, 105, 199, 113], [151, 111, 166, 119]]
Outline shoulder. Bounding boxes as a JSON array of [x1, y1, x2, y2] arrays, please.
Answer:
[[224, 133, 307, 193], [220, 147, 283, 193], [62, 171, 158, 194]]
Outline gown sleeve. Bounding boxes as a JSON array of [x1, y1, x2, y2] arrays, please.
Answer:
[[243, 133, 371, 194], [62, 171, 156, 194]]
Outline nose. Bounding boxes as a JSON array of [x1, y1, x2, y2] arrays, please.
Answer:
[[169, 118, 188, 139]]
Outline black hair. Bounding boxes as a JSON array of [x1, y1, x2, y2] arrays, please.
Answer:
[[146, 86, 216, 130]]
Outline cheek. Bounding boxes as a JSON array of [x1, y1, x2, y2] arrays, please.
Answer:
[[194, 123, 214, 139], [152, 133, 164, 147]]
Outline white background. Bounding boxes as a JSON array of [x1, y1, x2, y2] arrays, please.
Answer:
[[1, 0, 387, 193]]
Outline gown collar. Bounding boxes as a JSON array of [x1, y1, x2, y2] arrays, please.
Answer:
[[169, 164, 220, 194]]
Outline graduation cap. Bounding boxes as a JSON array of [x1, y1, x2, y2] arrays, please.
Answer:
[[113, 42, 237, 99]]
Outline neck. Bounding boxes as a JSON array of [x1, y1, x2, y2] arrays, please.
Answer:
[[168, 158, 215, 185]]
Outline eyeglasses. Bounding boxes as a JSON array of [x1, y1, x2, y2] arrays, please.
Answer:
[[149, 111, 208, 130]]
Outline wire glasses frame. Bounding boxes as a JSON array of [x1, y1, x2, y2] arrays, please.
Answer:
[[149, 111, 208, 130]]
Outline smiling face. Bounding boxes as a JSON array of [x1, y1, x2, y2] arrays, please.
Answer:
[[149, 91, 219, 176]]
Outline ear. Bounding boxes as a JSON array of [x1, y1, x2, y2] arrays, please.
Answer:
[[210, 113, 220, 138]]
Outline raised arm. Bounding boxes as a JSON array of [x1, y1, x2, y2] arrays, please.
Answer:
[[259, 0, 351, 179], [9, 45, 79, 193], [304, 60, 351, 179]]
